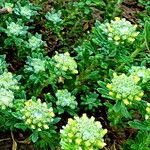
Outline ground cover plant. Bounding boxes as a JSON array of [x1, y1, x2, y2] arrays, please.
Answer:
[[0, 0, 149, 150]]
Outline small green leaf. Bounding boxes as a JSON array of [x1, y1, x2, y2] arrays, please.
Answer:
[[31, 132, 39, 143], [129, 120, 150, 131]]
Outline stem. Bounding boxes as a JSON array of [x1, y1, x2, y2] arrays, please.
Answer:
[[0, 138, 10, 142], [115, 44, 145, 72]]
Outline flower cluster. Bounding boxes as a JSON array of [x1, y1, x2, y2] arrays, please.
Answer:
[[145, 103, 150, 120], [0, 72, 19, 108], [53, 52, 78, 74], [60, 114, 107, 150], [14, 3, 37, 20], [56, 89, 77, 109], [0, 88, 14, 109], [45, 10, 63, 24], [27, 34, 44, 50], [129, 66, 150, 83], [0, 72, 19, 90], [101, 17, 139, 45], [24, 57, 46, 73], [107, 73, 144, 105], [6, 20, 28, 36], [21, 99, 55, 131]]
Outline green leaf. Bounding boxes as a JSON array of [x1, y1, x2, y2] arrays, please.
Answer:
[[114, 101, 130, 118], [97, 88, 108, 95], [129, 120, 150, 131], [31, 132, 39, 143], [145, 21, 150, 50], [14, 123, 27, 131], [97, 81, 106, 88]]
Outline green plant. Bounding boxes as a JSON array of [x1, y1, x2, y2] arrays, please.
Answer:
[[0, 0, 149, 149], [21, 99, 55, 131], [60, 114, 107, 150], [106, 73, 144, 105], [55, 89, 78, 115], [80, 92, 101, 111]]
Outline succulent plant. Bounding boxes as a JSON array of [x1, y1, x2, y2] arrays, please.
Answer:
[[27, 33, 44, 50], [0, 88, 14, 109], [60, 114, 107, 150], [6, 19, 28, 36], [45, 10, 63, 24], [129, 66, 150, 83], [99, 17, 139, 45], [21, 99, 55, 131], [0, 72, 19, 90], [53, 52, 78, 74], [56, 89, 77, 109], [24, 57, 46, 73], [107, 73, 144, 105]]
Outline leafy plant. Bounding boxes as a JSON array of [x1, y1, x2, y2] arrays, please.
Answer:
[[60, 114, 107, 150]]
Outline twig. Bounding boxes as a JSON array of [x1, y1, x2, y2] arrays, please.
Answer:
[[11, 131, 17, 150], [0, 138, 11, 142]]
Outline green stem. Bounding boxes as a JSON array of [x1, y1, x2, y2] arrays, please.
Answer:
[[115, 44, 145, 72]]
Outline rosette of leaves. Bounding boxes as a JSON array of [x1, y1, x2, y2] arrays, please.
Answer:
[[129, 66, 150, 83], [14, 2, 38, 20], [60, 114, 107, 150], [21, 99, 55, 131], [106, 73, 144, 105], [5, 19, 28, 37], [55, 89, 77, 114], [45, 10, 63, 25], [24, 55, 46, 74], [0, 72, 19, 109], [99, 17, 139, 45], [27, 33, 45, 50], [0, 88, 14, 109], [0, 72, 19, 90], [80, 92, 101, 111], [53, 52, 78, 76]]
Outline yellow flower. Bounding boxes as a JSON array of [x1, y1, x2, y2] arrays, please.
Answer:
[[115, 17, 121, 21], [146, 107, 150, 113], [123, 99, 130, 105], [106, 84, 112, 90], [114, 35, 120, 41], [75, 138, 82, 145]]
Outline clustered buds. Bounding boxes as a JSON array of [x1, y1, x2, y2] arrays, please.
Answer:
[[0, 72, 19, 108], [25, 57, 46, 73], [145, 103, 150, 120], [0, 88, 14, 109], [45, 10, 63, 24], [28, 34, 44, 50], [107, 73, 144, 105], [102, 17, 139, 45], [53, 52, 78, 74], [129, 66, 150, 83], [6, 20, 28, 36], [60, 114, 107, 150], [0, 72, 19, 90], [56, 89, 77, 109], [21, 99, 55, 131]]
